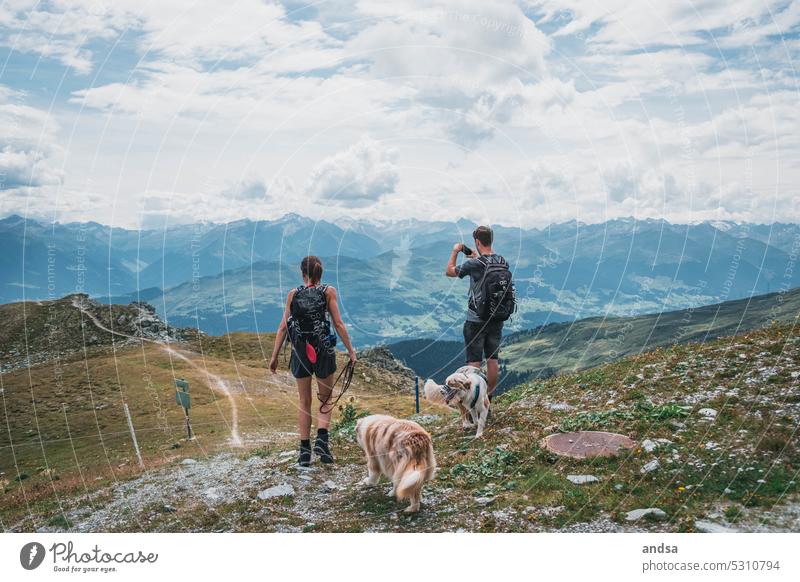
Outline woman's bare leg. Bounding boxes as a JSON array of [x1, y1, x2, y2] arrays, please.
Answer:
[[316, 373, 335, 430], [296, 376, 313, 439]]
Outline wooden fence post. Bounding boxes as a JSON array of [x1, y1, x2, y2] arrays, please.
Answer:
[[123, 403, 145, 469]]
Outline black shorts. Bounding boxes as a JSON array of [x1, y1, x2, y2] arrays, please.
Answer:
[[290, 346, 337, 379], [463, 320, 503, 363]]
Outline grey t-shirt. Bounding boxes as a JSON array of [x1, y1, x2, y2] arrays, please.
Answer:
[[455, 254, 504, 323]]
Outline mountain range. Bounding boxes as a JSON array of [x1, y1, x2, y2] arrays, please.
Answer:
[[1, 213, 798, 345]]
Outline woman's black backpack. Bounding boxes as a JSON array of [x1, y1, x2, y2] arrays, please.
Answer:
[[471, 256, 516, 322], [287, 285, 336, 359]]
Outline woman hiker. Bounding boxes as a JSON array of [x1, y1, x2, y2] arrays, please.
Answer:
[[269, 256, 357, 466]]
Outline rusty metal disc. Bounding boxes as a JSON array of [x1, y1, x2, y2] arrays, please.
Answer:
[[541, 431, 636, 459]]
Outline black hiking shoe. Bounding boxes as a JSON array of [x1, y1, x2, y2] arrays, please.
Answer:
[[314, 429, 334, 464], [298, 440, 312, 467]]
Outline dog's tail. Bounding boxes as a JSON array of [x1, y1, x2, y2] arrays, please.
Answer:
[[395, 432, 435, 500], [396, 467, 423, 501]]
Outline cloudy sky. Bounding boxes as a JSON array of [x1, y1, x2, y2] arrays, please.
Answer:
[[1, 0, 798, 228]]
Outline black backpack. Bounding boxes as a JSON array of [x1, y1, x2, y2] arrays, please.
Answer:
[[470, 256, 516, 322], [287, 285, 335, 356]]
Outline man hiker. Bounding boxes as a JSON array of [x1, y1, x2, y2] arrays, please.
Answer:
[[446, 225, 515, 401]]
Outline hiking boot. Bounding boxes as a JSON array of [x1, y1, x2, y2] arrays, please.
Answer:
[[314, 429, 334, 464], [298, 440, 312, 467]]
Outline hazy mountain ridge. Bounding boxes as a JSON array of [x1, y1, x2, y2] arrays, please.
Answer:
[[2, 214, 799, 345]]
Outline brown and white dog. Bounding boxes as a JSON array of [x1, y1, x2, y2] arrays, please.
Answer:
[[355, 414, 436, 513], [424, 365, 490, 438]]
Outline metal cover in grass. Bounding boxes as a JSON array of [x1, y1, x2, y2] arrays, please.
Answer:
[[541, 431, 636, 459]]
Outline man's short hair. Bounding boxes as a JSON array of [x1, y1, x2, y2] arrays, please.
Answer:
[[473, 225, 493, 247]]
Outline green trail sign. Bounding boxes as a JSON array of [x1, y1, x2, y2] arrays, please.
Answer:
[[175, 390, 191, 409], [174, 378, 193, 439]]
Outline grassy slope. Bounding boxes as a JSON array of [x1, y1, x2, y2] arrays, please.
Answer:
[[4, 317, 797, 532]]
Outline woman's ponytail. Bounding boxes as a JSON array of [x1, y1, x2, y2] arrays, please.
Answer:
[[301, 255, 323, 285]]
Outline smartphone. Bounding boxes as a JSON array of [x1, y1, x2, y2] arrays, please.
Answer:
[[461, 244, 473, 256]]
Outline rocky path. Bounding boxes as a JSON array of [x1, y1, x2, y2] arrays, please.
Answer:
[[71, 297, 242, 446], [48, 446, 648, 533], [55, 450, 369, 533]]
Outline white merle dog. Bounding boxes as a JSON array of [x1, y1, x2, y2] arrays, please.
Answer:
[[424, 365, 490, 438]]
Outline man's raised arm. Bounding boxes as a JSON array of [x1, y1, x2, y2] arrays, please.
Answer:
[[446, 243, 463, 277]]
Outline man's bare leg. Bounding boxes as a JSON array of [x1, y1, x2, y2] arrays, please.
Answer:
[[486, 358, 499, 397]]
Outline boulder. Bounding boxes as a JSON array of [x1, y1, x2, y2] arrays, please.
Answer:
[[626, 508, 667, 521], [641, 459, 660, 474], [695, 520, 736, 533], [258, 483, 295, 500], [322, 480, 341, 492], [567, 475, 599, 485]]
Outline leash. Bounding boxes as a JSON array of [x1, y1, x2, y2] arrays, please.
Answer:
[[318, 359, 356, 414]]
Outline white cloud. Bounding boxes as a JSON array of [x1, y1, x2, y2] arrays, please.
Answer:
[[306, 138, 399, 207], [531, 0, 800, 50], [222, 177, 270, 201], [0, 86, 63, 201], [0, 0, 135, 74], [0, 1, 342, 74], [350, 1, 549, 81], [0, 147, 62, 190]]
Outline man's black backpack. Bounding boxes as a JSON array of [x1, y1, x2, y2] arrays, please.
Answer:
[[471, 255, 516, 322]]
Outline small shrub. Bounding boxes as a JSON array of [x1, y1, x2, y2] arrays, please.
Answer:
[[559, 409, 633, 431], [646, 403, 689, 421], [724, 505, 742, 523], [331, 402, 369, 437], [757, 433, 790, 453], [449, 446, 519, 485], [48, 514, 74, 529]]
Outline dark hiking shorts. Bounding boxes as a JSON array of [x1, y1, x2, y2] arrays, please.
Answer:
[[463, 320, 503, 363], [290, 346, 337, 379]]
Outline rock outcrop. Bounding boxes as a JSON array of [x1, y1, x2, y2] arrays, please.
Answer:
[[356, 345, 415, 381]]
